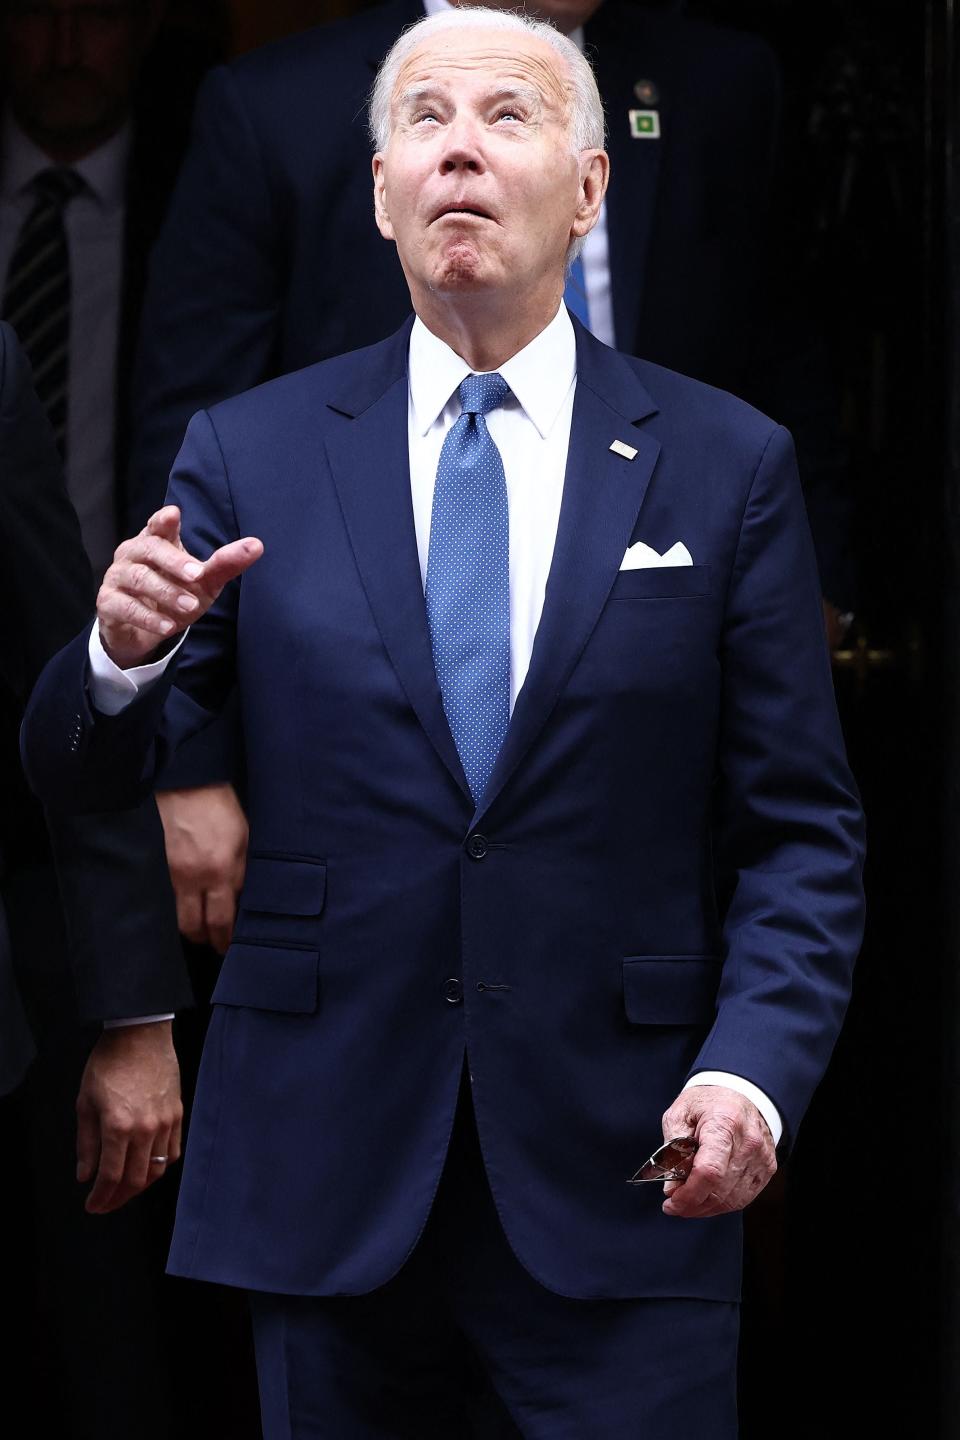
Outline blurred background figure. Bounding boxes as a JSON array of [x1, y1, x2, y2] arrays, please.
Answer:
[[0, 0, 223, 579], [0, 316, 194, 1439], [0, 6, 265, 1439]]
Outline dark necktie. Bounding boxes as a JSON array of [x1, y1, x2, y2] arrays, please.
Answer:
[[2, 166, 85, 457], [425, 372, 512, 806]]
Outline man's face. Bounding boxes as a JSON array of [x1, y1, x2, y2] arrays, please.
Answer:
[[373, 27, 607, 314], [1, 1, 161, 154]]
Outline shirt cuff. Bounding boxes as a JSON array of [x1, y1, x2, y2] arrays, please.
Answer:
[[87, 623, 188, 716], [102, 1014, 176, 1029], [684, 1071, 783, 1147]]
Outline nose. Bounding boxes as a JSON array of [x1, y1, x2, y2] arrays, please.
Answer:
[[438, 114, 486, 174]]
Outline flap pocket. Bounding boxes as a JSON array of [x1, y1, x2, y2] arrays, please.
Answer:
[[211, 942, 320, 1013], [240, 855, 327, 916], [609, 565, 710, 600], [622, 955, 720, 1025]]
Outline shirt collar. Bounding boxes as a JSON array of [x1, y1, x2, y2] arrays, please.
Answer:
[[1, 106, 131, 211], [409, 303, 577, 440]]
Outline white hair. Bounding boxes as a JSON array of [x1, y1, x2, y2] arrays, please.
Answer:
[[368, 7, 606, 157]]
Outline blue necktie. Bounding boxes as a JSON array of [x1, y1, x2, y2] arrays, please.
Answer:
[[425, 372, 511, 805], [563, 254, 590, 329]]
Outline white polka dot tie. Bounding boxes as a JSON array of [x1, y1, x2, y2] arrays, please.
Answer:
[[425, 372, 511, 805]]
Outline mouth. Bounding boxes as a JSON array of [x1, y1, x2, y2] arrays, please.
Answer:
[[431, 203, 495, 224]]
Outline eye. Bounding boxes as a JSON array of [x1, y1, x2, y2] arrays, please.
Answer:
[[412, 110, 441, 126], [494, 108, 525, 124]]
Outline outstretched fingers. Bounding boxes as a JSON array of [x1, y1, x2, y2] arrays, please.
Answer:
[[197, 537, 264, 599], [97, 506, 264, 668]]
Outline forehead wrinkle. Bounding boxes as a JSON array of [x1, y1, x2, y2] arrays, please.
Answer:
[[396, 80, 543, 112], [392, 37, 573, 123], [396, 82, 444, 110]]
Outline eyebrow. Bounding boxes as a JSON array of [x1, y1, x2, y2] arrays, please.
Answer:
[[395, 83, 544, 115], [396, 84, 443, 112]]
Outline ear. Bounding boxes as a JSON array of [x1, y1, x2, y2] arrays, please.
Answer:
[[571, 149, 610, 241], [372, 154, 394, 241]]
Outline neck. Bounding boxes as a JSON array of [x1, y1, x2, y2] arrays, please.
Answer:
[[12, 111, 125, 166], [412, 280, 564, 372]]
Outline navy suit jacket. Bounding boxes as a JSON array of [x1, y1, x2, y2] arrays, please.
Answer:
[[23, 320, 864, 1298], [127, 0, 817, 794], [0, 323, 190, 1092]]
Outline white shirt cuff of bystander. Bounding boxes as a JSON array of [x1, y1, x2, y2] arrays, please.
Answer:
[[103, 1014, 176, 1028]]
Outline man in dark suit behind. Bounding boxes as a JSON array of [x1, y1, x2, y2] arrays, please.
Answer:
[[0, 0, 221, 571], [0, 321, 194, 1431]]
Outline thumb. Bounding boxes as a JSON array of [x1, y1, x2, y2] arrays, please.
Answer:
[[201, 537, 264, 596], [146, 504, 182, 545]]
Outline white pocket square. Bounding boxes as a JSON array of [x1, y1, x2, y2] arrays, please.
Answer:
[[619, 540, 693, 570]]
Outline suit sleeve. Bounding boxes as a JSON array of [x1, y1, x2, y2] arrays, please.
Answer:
[[690, 424, 865, 1147], [0, 324, 192, 1020], [22, 409, 242, 818]]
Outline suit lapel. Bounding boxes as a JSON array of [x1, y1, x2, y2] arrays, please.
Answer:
[[321, 321, 660, 817], [474, 326, 660, 823], [322, 322, 471, 802], [588, 9, 663, 352]]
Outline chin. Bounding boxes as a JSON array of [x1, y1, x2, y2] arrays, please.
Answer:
[[432, 243, 489, 290]]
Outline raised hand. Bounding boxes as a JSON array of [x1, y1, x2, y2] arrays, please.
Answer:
[[97, 504, 263, 670]]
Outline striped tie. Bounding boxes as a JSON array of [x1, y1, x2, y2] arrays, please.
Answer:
[[2, 167, 85, 458]]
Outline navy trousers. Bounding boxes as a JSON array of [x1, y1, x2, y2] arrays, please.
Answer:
[[250, 1079, 739, 1439]]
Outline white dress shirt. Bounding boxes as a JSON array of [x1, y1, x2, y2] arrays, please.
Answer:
[[0, 109, 128, 580], [409, 306, 575, 711], [87, 304, 782, 1143], [421, 0, 616, 348]]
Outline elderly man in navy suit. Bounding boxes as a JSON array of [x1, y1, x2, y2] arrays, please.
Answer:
[[24, 10, 864, 1436], [131, 0, 818, 976]]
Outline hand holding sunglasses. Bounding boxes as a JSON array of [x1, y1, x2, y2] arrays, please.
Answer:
[[627, 1084, 778, 1216], [627, 1136, 698, 1186]]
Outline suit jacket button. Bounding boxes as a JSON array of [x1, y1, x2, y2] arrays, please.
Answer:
[[466, 833, 488, 860], [443, 978, 463, 1005]]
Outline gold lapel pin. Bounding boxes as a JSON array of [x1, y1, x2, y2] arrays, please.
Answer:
[[610, 439, 638, 460]]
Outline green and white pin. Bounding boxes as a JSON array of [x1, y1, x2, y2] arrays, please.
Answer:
[[629, 109, 660, 139]]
